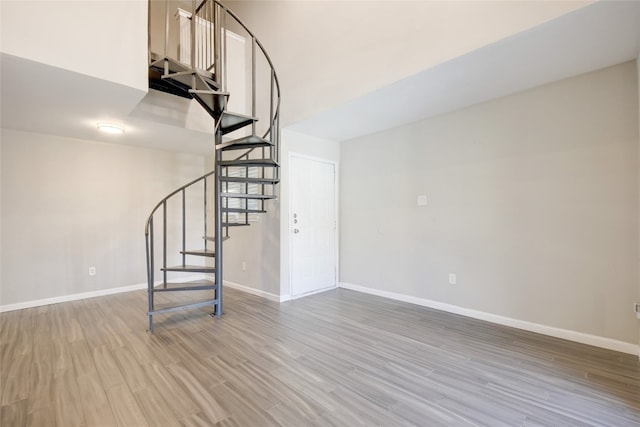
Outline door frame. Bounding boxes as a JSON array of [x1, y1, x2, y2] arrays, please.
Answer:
[[288, 152, 339, 299]]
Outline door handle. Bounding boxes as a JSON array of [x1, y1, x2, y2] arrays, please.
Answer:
[[293, 229, 300, 234]]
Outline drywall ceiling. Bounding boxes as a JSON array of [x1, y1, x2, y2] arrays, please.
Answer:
[[1, 54, 217, 156], [289, 1, 640, 142]]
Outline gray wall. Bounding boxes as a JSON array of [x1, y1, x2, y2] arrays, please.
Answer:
[[340, 62, 639, 344], [0, 129, 205, 306]]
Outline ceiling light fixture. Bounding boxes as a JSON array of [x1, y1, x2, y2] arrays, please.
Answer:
[[97, 122, 125, 134]]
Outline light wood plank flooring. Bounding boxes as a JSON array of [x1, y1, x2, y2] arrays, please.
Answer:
[[1, 287, 639, 426]]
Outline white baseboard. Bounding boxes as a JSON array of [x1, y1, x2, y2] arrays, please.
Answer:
[[287, 285, 337, 302], [0, 275, 205, 313], [223, 280, 283, 302], [339, 282, 639, 356], [280, 293, 292, 302]]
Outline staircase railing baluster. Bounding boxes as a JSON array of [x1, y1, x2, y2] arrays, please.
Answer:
[[164, 0, 169, 59], [204, 176, 208, 252], [222, 5, 227, 93], [251, 36, 256, 136], [190, 0, 196, 67], [213, 2, 221, 85], [147, 217, 155, 332], [182, 188, 186, 267], [214, 130, 223, 315], [163, 201, 167, 287]]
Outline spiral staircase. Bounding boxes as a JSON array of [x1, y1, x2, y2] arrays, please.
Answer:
[[144, 0, 280, 332]]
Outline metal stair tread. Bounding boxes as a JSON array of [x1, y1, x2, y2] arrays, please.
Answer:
[[220, 112, 257, 135], [181, 249, 216, 257], [162, 68, 216, 83], [162, 70, 219, 94], [222, 207, 267, 213], [219, 159, 279, 167], [218, 135, 274, 151], [149, 55, 190, 74], [221, 192, 277, 199], [149, 299, 218, 316], [152, 280, 217, 292], [192, 91, 228, 117], [221, 176, 280, 184], [203, 236, 231, 242], [161, 265, 216, 273], [155, 279, 215, 286]]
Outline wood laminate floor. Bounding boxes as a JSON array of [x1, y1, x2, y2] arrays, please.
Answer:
[[1, 287, 639, 426]]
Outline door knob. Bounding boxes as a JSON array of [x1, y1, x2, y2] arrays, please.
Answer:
[[293, 229, 300, 234]]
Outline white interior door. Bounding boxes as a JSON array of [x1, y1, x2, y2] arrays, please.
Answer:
[[290, 155, 337, 297]]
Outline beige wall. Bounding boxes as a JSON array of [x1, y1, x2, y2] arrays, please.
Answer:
[[226, 0, 590, 126], [340, 62, 639, 344], [0, 129, 205, 306], [0, 0, 148, 91]]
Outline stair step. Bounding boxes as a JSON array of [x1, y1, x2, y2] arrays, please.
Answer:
[[181, 249, 216, 257], [203, 236, 231, 243], [221, 192, 277, 200], [150, 299, 218, 316], [149, 56, 192, 98], [162, 265, 215, 273], [218, 135, 274, 151], [162, 70, 218, 92], [223, 222, 251, 227], [149, 55, 190, 75], [190, 90, 229, 116], [219, 159, 278, 168], [221, 176, 280, 185], [222, 207, 267, 214], [220, 112, 257, 135], [153, 280, 217, 292], [149, 72, 191, 99]]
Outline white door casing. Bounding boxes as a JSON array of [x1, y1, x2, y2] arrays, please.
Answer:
[[290, 154, 338, 297]]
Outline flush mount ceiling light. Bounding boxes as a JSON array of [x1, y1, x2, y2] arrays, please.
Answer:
[[97, 122, 125, 134]]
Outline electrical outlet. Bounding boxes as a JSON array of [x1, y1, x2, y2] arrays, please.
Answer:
[[448, 273, 456, 285], [417, 195, 427, 206], [241, 261, 247, 272], [88, 267, 96, 276]]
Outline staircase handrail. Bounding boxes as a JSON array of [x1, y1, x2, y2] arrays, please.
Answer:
[[144, 170, 215, 236]]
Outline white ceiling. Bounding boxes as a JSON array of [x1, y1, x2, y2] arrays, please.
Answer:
[[2, 1, 639, 152], [1, 54, 217, 156], [289, 1, 640, 142]]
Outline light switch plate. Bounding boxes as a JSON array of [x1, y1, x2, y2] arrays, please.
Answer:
[[417, 195, 427, 206]]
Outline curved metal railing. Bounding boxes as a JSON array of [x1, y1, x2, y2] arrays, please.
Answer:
[[144, 171, 215, 291]]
